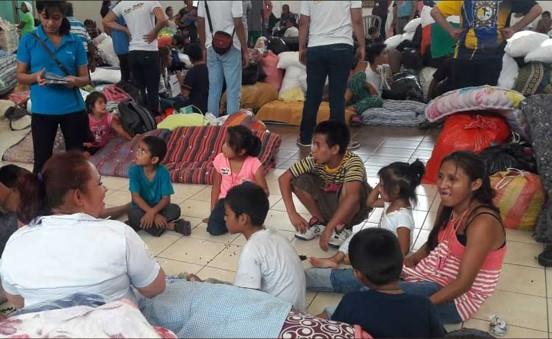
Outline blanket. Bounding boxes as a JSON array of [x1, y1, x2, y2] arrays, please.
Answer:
[[139, 279, 290, 338], [3, 297, 176, 338], [361, 99, 428, 127], [163, 126, 281, 184], [256, 100, 353, 126], [522, 95, 552, 243], [2, 127, 280, 185], [1, 129, 170, 174]]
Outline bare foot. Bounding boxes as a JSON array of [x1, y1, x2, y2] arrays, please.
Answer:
[[309, 257, 340, 269], [187, 273, 203, 282], [316, 311, 329, 319]]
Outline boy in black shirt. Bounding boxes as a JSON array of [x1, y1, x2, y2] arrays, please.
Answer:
[[331, 228, 445, 338]]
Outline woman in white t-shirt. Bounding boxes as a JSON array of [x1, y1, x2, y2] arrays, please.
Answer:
[[309, 159, 426, 268], [0, 152, 166, 309]]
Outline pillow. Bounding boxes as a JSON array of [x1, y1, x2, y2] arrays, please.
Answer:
[[95, 34, 119, 67], [223, 110, 267, 133], [277, 51, 303, 70], [525, 39, 552, 64], [385, 35, 402, 49], [425, 85, 528, 138], [497, 54, 519, 89], [91, 67, 121, 85], [505, 31, 549, 58], [404, 18, 421, 33], [279, 65, 305, 101]]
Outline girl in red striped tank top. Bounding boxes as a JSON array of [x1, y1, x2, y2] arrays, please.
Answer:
[[402, 151, 506, 323]]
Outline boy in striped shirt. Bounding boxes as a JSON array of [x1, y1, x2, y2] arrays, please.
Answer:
[[279, 121, 370, 251]]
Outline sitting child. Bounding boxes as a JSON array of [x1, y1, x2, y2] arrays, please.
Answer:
[[84, 91, 132, 154], [127, 136, 191, 237], [364, 42, 391, 98], [192, 182, 306, 311], [331, 228, 445, 338], [159, 44, 208, 114], [278, 120, 371, 250], [206, 126, 268, 235], [310, 160, 425, 268], [345, 57, 383, 125]]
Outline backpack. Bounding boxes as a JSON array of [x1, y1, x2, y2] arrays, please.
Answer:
[[115, 81, 143, 104], [117, 101, 156, 136]]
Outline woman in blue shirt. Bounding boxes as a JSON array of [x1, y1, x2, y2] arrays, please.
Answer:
[[16, 0, 90, 174]]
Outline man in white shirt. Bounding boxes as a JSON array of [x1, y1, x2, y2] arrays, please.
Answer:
[[197, 1, 248, 116], [103, 1, 168, 116], [297, 1, 365, 148]]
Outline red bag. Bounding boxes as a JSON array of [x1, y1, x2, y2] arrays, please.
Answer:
[[103, 85, 130, 103], [422, 113, 511, 184]]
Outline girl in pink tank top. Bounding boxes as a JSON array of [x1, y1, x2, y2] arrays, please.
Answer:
[[205, 126, 269, 236], [402, 151, 506, 322]]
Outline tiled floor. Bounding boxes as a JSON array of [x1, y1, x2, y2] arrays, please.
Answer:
[[0, 121, 547, 337]]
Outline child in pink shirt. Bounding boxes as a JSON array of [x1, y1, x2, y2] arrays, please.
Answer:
[[205, 126, 269, 235], [84, 92, 132, 154]]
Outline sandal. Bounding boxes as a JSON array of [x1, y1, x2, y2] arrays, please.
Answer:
[[174, 218, 192, 236]]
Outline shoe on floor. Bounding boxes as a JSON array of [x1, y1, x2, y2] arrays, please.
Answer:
[[295, 217, 325, 241], [329, 228, 352, 248], [295, 224, 326, 241], [538, 246, 552, 267], [296, 138, 311, 148], [174, 218, 192, 236]]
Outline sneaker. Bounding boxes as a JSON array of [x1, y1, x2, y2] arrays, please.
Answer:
[[296, 138, 311, 148], [295, 224, 326, 241], [328, 228, 352, 248], [348, 140, 360, 150]]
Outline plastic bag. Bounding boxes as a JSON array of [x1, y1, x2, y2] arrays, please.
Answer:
[[491, 169, 545, 230], [422, 114, 511, 184], [382, 71, 424, 102], [480, 141, 536, 175]]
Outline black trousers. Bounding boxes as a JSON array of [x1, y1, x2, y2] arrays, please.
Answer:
[[31, 111, 88, 174], [451, 55, 503, 90], [129, 50, 161, 115], [207, 198, 227, 235], [117, 53, 131, 83]]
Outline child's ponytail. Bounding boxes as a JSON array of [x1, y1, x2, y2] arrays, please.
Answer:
[[227, 125, 262, 158], [247, 135, 262, 157], [408, 159, 425, 188]]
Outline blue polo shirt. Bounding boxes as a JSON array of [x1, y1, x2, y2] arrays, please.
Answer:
[[16, 26, 87, 115]]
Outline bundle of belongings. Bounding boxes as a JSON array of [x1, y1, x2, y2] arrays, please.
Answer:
[[498, 30, 552, 96], [423, 85, 548, 235]]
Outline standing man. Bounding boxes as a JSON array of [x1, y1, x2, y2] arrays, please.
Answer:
[[391, 0, 417, 34], [297, 1, 365, 148], [103, 1, 168, 116], [18, 1, 35, 38], [101, 1, 131, 83], [197, 1, 248, 116], [247, 0, 263, 47], [372, 0, 390, 40], [431, 0, 542, 89]]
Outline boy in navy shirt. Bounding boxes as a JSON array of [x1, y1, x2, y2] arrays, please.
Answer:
[[127, 136, 190, 237], [331, 228, 445, 338]]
